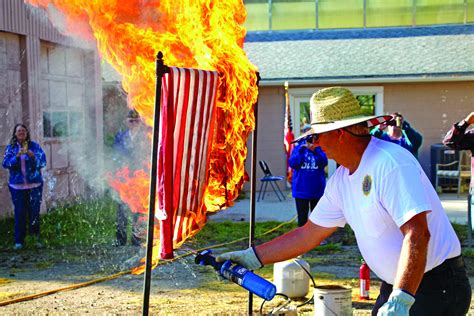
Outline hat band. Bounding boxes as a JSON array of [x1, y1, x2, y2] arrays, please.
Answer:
[[311, 121, 334, 125]]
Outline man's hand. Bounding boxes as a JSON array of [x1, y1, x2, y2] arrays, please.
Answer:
[[464, 112, 474, 125], [377, 289, 415, 316], [215, 247, 263, 270]]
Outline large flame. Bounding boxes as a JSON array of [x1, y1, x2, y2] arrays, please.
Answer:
[[26, 0, 258, 270]]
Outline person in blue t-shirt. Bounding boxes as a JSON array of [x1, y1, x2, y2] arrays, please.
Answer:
[[289, 135, 328, 226]]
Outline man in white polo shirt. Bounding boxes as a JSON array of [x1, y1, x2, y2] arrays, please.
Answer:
[[217, 87, 470, 315]]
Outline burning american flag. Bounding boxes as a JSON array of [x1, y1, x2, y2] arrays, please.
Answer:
[[26, 0, 259, 270]]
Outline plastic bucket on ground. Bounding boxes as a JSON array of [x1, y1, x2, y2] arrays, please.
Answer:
[[273, 258, 310, 298], [314, 285, 352, 316]]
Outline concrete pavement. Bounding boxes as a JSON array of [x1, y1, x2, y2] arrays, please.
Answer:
[[208, 191, 471, 224]]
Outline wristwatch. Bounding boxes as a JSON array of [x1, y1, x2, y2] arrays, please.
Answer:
[[458, 120, 469, 129]]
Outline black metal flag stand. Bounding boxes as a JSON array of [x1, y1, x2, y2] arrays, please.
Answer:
[[143, 51, 168, 316], [142, 53, 260, 316], [248, 72, 261, 315]]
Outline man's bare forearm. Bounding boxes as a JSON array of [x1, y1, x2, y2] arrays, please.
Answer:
[[255, 221, 337, 265], [393, 213, 431, 294]]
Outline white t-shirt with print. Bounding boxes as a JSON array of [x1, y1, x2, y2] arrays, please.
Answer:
[[309, 137, 461, 284]]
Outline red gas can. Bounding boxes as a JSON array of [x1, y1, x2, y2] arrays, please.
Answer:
[[359, 259, 370, 300]]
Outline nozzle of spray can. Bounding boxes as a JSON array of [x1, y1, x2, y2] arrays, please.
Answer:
[[195, 249, 276, 301], [359, 259, 370, 300]]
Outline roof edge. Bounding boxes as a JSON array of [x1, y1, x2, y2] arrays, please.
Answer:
[[258, 74, 474, 86]]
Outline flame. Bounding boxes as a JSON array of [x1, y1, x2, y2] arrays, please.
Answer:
[[26, 1, 258, 271]]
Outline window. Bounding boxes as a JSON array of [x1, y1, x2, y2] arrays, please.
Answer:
[[244, 0, 471, 31], [244, 0, 270, 31], [366, 0, 413, 27], [272, 0, 316, 30], [290, 86, 383, 177], [356, 95, 376, 116], [40, 44, 86, 139], [468, 0, 474, 22], [318, 0, 364, 29], [416, 0, 465, 25], [43, 111, 84, 138]]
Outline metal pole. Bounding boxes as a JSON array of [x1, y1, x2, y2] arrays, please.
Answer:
[[248, 72, 261, 315], [143, 51, 167, 316], [468, 193, 472, 248]]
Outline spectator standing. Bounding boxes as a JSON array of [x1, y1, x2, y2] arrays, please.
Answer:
[[289, 136, 327, 226], [216, 87, 470, 316], [371, 112, 423, 158], [113, 109, 147, 246], [2, 124, 46, 250], [443, 111, 474, 193]]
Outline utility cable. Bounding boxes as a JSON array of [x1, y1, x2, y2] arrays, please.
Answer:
[[0, 216, 297, 307]]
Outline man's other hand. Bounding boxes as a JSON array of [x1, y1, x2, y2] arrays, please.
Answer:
[[378, 289, 415, 316]]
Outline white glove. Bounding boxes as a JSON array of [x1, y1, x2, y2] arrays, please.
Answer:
[[378, 289, 415, 316], [215, 247, 263, 270]]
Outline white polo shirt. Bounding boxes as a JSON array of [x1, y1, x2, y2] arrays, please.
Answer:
[[309, 137, 461, 284]]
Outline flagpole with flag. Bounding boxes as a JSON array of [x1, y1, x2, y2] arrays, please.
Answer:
[[283, 81, 295, 187]]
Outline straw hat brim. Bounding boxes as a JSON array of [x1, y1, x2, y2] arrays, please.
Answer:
[[293, 115, 391, 143]]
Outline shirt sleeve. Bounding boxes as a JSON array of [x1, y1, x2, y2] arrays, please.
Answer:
[[309, 176, 347, 228], [443, 121, 474, 151], [378, 164, 432, 227]]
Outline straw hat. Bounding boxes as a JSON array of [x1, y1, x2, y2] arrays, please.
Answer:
[[294, 87, 391, 142]]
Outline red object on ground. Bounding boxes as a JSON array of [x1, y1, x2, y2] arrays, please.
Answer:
[[359, 260, 370, 300]]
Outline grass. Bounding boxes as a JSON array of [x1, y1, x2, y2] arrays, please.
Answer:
[[0, 195, 117, 249], [0, 195, 471, 254], [188, 220, 299, 247]]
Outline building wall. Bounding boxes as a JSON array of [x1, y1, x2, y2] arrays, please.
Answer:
[[247, 81, 473, 193], [244, 86, 287, 193], [0, 0, 103, 217], [383, 81, 474, 178], [0, 32, 22, 210]]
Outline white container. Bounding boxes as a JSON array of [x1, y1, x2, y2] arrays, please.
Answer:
[[273, 258, 310, 298], [314, 285, 352, 316]]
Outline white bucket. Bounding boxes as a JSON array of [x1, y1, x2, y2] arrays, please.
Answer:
[[314, 285, 352, 316], [273, 258, 310, 298]]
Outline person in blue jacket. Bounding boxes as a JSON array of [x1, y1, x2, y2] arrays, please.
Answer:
[[2, 124, 46, 250], [289, 135, 328, 226], [112, 109, 147, 246], [371, 112, 423, 158]]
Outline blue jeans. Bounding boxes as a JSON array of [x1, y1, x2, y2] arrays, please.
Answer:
[[8, 184, 43, 245], [372, 255, 471, 316]]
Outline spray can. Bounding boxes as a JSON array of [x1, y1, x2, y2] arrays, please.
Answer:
[[359, 259, 370, 300], [195, 249, 276, 301]]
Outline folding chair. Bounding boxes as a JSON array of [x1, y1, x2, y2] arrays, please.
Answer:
[[257, 160, 286, 202], [435, 150, 471, 197]]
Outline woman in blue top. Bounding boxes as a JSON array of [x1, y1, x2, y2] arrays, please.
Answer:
[[289, 135, 328, 226], [2, 124, 46, 250], [370, 113, 423, 158]]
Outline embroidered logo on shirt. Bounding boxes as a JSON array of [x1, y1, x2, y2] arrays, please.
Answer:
[[362, 175, 372, 196]]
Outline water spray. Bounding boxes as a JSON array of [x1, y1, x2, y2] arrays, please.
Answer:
[[194, 249, 276, 301]]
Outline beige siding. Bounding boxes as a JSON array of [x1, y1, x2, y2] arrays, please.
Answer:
[[252, 81, 474, 192], [244, 86, 287, 193], [383, 82, 474, 177]]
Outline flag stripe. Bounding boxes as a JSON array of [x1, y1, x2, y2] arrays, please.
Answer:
[[159, 66, 218, 258]]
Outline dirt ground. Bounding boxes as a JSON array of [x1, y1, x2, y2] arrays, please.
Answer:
[[0, 243, 473, 315]]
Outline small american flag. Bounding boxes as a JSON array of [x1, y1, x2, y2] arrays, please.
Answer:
[[284, 82, 295, 183], [158, 66, 218, 259]]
